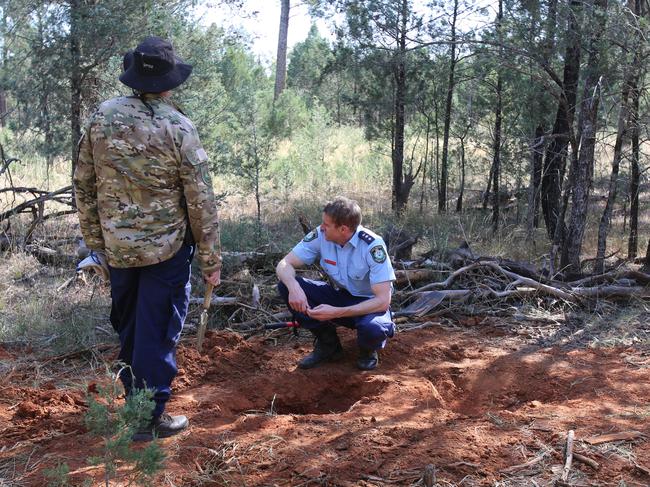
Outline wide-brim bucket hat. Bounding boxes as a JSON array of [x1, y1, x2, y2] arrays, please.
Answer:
[[119, 36, 192, 93]]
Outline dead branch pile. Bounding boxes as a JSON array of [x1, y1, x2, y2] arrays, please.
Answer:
[[1, 145, 76, 258], [395, 259, 650, 318], [190, 240, 650, 338]]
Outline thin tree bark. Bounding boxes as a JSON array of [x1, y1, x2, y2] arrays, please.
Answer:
[[419, 117, 431, 213], [439, 0, 458, 214], [562, 0, 608, 276], [491, 77, 502, 232], [595, 23, 640, 273], [392, 0, 413, 213], [456, 127, 468, 212], [527, 125, 545, 230], [0, 6, 7, 128], [483, 156, 495, 209], [491, 0, 503, 232], [273, 0, 290, 101], [527, 0, 557, 234], [69, 0, 83, 182], [541, 0, 581, 240], [628, 0, 644, 259]]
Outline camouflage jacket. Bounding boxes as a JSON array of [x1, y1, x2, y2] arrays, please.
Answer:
[[73, 94, 221, 273]]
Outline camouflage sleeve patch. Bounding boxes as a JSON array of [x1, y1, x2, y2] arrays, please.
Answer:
[[179, 122, 221, 274], [370, 245, 387, 263]]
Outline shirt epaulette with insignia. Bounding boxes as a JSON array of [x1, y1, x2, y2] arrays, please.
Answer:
[[358, 230, 375, 245]]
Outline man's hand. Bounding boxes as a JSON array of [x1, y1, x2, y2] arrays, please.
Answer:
[[307, 304, 344, 321], [204, 268, 221, 286], [288, 285, 310, 314]]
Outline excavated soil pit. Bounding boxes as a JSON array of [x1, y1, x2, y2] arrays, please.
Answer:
[[268, 375, 388, 415]]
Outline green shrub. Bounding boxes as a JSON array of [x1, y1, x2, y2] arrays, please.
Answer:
[[84, 369, 165, 487]]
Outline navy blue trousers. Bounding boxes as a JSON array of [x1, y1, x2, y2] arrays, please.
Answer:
[[109, 243, 193, 418], [278, 277, 394, 351]]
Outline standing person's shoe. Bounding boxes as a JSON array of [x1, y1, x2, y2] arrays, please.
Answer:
[[357, 349, 378, 370], [132, 413, 189, 442], [298, 327, 343, 369]]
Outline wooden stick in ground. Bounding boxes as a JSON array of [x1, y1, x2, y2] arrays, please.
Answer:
[[561, 430, 575, 482], [422, 464, 436, 487], [196, 283, 215, 352]]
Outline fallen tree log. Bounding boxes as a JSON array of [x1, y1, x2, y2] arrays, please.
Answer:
[[568, 269, 650, 287], [571, 285, 650, 299], [395, 269, 443, 286], [25, 244, 77, 266]]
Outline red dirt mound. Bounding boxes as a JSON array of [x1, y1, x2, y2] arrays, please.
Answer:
[[1, 323, 649, 486]]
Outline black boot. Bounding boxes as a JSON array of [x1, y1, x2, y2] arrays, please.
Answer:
[[132, 413, 189, 442], [298, 327, 343, 369], [357, 349, 378, 370]]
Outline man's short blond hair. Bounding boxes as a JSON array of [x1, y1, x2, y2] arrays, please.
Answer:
[[323, 196, 362, 229]]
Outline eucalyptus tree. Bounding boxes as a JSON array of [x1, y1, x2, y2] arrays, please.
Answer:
[[438, 0, 460, 213], [306, 0, 436, 213], [595, 0, 647, 272], [561, 0, 609, 275], [626, 0, 647, 260], [274, 0, 290, 101], [541, 0, 582, 242]]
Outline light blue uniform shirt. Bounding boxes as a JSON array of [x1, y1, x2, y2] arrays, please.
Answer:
[[292, 225, 396, 298]]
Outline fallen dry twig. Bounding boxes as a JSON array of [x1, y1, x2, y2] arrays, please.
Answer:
[[584, 430, 646, 445]]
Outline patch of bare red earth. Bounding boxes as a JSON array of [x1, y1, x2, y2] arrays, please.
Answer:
[[1, 323, 649, 486]]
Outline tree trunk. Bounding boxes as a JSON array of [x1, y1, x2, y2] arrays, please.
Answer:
[[562, 0, 608, 276], [273, 0, 290, 101], [456, 131, 466, 212], [439, 0, 458, 214], [419, 117, 431, 213], [541, 0, 581, 240], [595, 37, 638, 272], [69, 0, 83, 182], [483, 157, 495, 209], [527, 0, 557, 234], [0, 6, 7, 128], [527, 124, 545, 231], [628, 0, 643, 259], [491, 0, 503, 232], [433, 99, 440, 199], [392, 0, 410, 214], [491, 76, 502, 233]]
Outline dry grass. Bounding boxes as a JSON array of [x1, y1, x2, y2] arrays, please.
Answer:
[[0, 246, 112, 353], [1, 126, 649, 357]]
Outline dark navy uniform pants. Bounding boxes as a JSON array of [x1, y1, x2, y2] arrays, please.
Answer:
[[278, 277, 395, 351], [109, 243, 194, 418]]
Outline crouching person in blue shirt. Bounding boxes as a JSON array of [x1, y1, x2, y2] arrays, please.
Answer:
[[276, 196, 396, 370]]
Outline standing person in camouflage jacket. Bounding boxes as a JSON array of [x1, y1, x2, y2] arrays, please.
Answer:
[[73, 36, 221, 441]]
